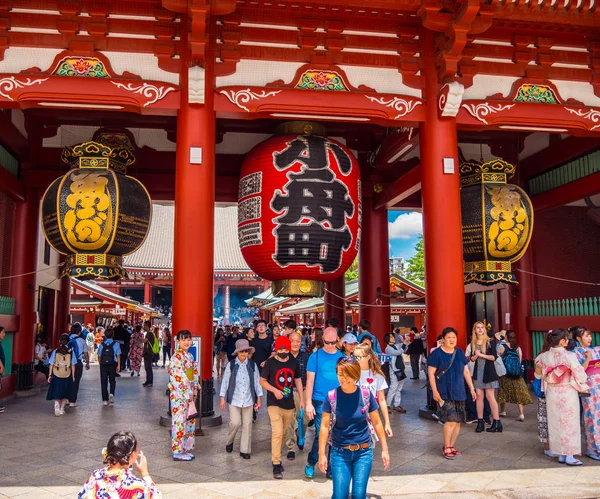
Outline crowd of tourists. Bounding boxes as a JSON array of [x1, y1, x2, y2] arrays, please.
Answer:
[[427, 323, 600, 467], [32, 320, 173, 416], [2, 315, 599, 498]]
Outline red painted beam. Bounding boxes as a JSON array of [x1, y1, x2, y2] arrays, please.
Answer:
[[0, 111, 28, 161], [520, 136, 599, 181], [373, 165, 421, 211], [0, 167, 26, 202], [531, 170, 600, 212]]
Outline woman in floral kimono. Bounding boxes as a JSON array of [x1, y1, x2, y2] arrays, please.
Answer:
[[128, 325, 144, 377], [572, 326, 600, 461], [536, 328, 589, 466], [168, 330, 200, 461], [79, 431, 161, 499]]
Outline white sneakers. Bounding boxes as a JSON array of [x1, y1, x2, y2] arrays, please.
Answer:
[[103, 401, 109, 406], [109, 394, 115, 405], [54, 402, 61, 417], [69, 402, 78, 408]]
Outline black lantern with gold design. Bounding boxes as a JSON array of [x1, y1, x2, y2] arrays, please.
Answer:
[[41, 137, 152, 280], [460, 157, 533, 285]]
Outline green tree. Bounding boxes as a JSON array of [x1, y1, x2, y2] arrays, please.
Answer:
[[405, 234, 425, 285], [345, 256, 358, 281]]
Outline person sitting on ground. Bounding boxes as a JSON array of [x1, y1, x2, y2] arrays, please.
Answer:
[[78, 431, 161, 498], [34, 335, 50, 379]]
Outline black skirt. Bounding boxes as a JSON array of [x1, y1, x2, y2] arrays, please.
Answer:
[[438, 399, 466, 423], [46, 376, 74, 401]]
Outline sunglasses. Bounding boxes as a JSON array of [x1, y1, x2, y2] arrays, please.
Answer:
[[324, 340, 338, 345], [238, 350, 251, 354], [337, 356, 357, 365], [352, 354, 367, 361]]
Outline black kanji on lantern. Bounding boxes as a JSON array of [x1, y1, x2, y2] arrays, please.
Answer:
[[272, 169, 353, 229], [273, 135, 352, 175], [274, 223, 351, 273], [271, 135, 355, 273]]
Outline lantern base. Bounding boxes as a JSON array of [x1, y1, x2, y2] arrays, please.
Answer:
[[272, 279, 324, 298], [63, 254, 128, 281], [464, 271, 517, 285]]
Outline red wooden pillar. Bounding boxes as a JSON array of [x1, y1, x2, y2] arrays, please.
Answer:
[[420, 29, 467, 351], [359, 199, 390, 344], [513, 251, 534, 358], [172, 58, 217, 418], [144, 280, 151, 305], [11, 188, 41, 391], [325, 276, 345, 326], [55, 274, 71, 344]]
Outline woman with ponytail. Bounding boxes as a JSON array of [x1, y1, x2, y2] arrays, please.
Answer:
[[78, 431, 161, 498]]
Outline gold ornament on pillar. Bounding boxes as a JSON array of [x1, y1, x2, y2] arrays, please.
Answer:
[[459, 155, 533, 285], [40, 132, 152, 280]]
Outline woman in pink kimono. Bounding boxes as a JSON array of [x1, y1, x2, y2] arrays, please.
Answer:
[[571, 326, 600, 461], [168, 330, 200, 461], [536, 328, 589, 466]]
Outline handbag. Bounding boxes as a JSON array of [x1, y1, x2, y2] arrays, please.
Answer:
[[531, 377, 544, 398], [494, 355, 507, 377], [186, 399, 199, 421], [297, 408, 305, 448]]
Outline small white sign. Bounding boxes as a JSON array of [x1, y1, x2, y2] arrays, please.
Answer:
[[443, 157, 455, 174], [114, 308, 126, 315], [505, 313, 511, 325], [391, 315, 400, 322], [190, 147, 202, 165]]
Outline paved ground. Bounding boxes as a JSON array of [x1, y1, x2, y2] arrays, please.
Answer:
[[0, 362, 599, 499]]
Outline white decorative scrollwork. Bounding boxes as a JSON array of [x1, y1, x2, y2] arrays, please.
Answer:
[[188, 66, 205, 104], [219, 88, 282, 112], [110, 81, 176, 107], [461, 102, 515, 124], [365, 95, 422, 119], [0, 76, 49, 101], [439, 82, 464, 117], [564, 107, 600, 131]]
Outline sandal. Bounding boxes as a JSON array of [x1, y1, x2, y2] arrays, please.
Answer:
[[565, 459, 583, 466], [449, 446, 461, 456], [442, 446, 455, 460]]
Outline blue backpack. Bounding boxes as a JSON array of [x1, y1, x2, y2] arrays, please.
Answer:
[[502, 346, 522, 377]]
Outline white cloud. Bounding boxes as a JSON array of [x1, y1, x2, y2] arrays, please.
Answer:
[[388, 212, 423, 240]]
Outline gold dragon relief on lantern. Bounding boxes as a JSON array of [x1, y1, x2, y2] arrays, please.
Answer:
[[62, 170, 115, 251], [485, 185, 531, 261]]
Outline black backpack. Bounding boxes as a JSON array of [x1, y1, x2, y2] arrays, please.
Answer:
[[100, 342, 115, 366]]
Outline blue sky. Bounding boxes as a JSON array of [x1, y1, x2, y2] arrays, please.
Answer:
[[388, 211, 423, 260]]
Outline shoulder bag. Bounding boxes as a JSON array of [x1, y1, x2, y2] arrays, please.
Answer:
[[435, 349, 457, 380]]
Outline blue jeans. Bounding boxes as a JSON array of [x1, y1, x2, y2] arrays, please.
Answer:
[[330, 445, 373, 499], [308, 399, 324, 466]]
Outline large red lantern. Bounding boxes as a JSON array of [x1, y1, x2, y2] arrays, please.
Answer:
[[238, 125, 361, 297]]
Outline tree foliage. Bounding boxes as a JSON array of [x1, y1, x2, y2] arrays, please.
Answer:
[[405, 234, 425, 285], [345, 256, 359, 281]]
